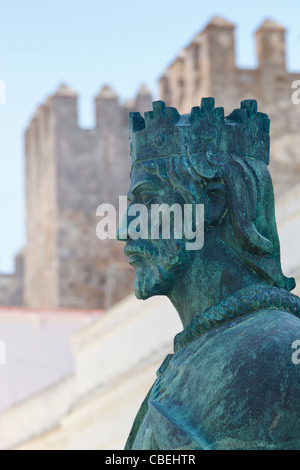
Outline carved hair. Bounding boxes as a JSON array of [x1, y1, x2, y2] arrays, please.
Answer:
[[137, 153, 295, 292]]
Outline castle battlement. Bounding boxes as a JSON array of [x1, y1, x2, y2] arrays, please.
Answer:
[[24, 83, 152, 309], [27, 83, 152, 141], [159, 16, 300, 198], [256, 19, 286, 69], [160, 16, 288, 93]]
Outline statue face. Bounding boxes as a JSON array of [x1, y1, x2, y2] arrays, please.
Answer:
[[118, 163, 189, 300]]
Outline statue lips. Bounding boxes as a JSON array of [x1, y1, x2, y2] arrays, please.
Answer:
[[124, 245, 145, 267]]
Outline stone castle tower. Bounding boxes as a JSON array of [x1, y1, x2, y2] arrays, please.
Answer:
[[159, 16, 300, 196], [24, 84, 152, 309]]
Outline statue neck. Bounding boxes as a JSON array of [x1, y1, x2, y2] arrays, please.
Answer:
[[168, 230, 267, 329]]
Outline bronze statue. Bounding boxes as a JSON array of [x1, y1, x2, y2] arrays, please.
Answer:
[[117, 99, 300, 450]]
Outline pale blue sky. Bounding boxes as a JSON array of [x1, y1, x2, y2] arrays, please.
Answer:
[[0, 0, 299, 272]]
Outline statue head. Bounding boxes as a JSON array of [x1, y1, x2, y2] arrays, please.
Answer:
[[117, 99, 294, 306]]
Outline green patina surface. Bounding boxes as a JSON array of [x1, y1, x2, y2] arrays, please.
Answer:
[[117, 98, 300, 450]]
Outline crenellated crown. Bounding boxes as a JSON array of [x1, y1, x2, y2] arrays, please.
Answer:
[[129, 98, 270, 167]]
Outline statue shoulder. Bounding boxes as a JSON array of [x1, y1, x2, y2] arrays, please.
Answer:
[[161, 308, 300, 449]]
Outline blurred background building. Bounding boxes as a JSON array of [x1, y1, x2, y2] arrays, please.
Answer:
[[159, 17, 300, 196], [0, 84, 152, 310], [0, 15, 299, 450], [0, 17, 299, 311]]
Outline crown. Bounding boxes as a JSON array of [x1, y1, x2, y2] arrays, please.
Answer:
[[129, 98, 270, 167]]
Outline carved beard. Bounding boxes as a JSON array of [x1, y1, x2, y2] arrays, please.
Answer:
[[133, 238, 182, 300]]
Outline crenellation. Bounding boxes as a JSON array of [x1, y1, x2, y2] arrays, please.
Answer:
[[95, 85, 120, 129], [159, 16, 300, 196], [53, 86, 79, 130], [205, 16, 236, 74], [23, 83, 151, 309], [256, 19, 286, 70]]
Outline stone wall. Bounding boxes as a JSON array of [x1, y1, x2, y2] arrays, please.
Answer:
[[24, 84, 151, 309], [159, 16, 300, 197]]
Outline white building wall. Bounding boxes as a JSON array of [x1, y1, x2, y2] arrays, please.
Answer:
[[0, 296, 181, 450], [0, 184, 300, 450]]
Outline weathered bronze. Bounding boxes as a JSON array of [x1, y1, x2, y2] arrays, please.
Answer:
[[117, 99, 300, 450]]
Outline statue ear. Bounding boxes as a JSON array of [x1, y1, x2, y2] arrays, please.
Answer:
[[204, 182, 227, 226]]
